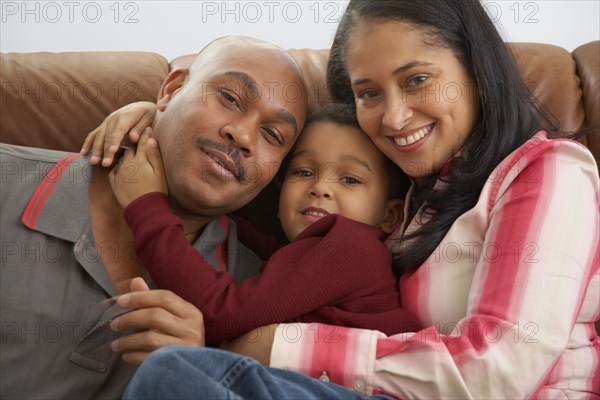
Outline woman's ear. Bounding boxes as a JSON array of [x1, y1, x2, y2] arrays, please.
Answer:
[[380, 199, 405, 234], [156, 69, 188, 111]]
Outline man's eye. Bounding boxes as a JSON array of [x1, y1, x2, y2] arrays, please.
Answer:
[[262, 127, 283, 146], [220, 91, 238, 106]]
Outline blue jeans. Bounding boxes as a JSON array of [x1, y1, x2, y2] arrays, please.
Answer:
[[123, 346, 395, 400]]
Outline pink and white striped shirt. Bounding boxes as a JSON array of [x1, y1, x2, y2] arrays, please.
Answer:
[[270, 132, 600, 399]]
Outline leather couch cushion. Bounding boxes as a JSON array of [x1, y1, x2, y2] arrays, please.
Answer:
[[1, 52, 168, 151]]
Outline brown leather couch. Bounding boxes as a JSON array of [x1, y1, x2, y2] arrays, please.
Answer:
[[2, 42, 599, 160], [1, 44, 599, 325], [2, 42, 599, 234]]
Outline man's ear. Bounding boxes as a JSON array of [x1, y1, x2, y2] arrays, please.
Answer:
[[156, 69, 188, 111], [380, 199, 405, 235]]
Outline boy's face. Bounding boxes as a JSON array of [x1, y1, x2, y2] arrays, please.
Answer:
[[279, 121, 400, 241]]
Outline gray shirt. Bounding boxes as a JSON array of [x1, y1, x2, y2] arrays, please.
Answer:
[[0, 144, 262, 399]]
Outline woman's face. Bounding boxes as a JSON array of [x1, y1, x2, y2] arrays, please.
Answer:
[[345, 20, 480, 183]]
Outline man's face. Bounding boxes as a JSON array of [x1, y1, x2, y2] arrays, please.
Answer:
[[152, 42, 307, 219]]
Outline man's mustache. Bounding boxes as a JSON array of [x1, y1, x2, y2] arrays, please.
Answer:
[[195, 137, 247, 182]]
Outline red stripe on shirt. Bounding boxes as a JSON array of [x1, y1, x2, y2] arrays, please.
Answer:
[[588, 327, 600, 395], [473, 149, 549, 331], [311, 324, 349, 383], [21, 153, 81, 229]]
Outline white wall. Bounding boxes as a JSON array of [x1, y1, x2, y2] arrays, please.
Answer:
[[1, 1, 598, 60]]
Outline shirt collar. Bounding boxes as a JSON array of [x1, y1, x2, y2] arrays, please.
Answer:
[[20, 153, 255, 284], [21, 153, 92, 242]]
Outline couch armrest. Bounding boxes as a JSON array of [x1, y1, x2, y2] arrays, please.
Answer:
[[573, 41, 600, 172]]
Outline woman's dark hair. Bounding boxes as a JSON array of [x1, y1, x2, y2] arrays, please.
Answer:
[[327, 0, 554, 277]]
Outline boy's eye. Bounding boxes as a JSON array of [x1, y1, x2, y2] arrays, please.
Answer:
[[294, 168, 313, 177], [341, 176, 361, 185]]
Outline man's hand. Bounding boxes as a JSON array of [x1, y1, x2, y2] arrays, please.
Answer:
[[221, 324, 278, 365], [110, 277, 205, 365], [109, 131, 168, 208]]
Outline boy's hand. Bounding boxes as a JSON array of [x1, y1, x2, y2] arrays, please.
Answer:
[[81, 101, 157, 167], [109, 131, 167, 208]]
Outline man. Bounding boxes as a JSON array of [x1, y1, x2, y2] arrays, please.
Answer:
[[0, 36, 307, 399]]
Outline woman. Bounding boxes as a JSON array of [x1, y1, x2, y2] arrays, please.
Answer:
[[88, 0, 599, 398]]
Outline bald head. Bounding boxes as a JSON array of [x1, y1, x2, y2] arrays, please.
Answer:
[[190, 36, 303, 79], [196, 36, 289, 56]]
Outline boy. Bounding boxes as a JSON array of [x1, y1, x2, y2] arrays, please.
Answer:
[[107, 103, 419, 341]]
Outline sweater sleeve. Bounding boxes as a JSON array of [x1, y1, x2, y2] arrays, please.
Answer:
[[229, 214, 284, 261], [124, 198, 398, 342], [270, 137, 600, 398]]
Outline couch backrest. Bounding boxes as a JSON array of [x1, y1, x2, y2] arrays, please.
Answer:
[[2, 42, 598, 240], [1, 52, 168, 151], [2, 42, 598, 167]]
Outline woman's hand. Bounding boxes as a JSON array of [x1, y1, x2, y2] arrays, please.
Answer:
[[110, 277, 205, 365], [109, 130, 167, 209], [81, 101, 157, 167], [221, 324, 279, 365]]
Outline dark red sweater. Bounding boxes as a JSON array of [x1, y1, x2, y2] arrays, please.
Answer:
[[124, 193, 420, 342]]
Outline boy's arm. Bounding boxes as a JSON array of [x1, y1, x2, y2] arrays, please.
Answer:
[[124, 200, 397, 342], [229, 214, 284, 260], [304, 303, 421, 337], [81, 101, 156, 167]]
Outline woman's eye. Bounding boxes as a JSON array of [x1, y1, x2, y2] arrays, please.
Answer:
[[356, 89, 379, 100], [406, 75, 429, 89]]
